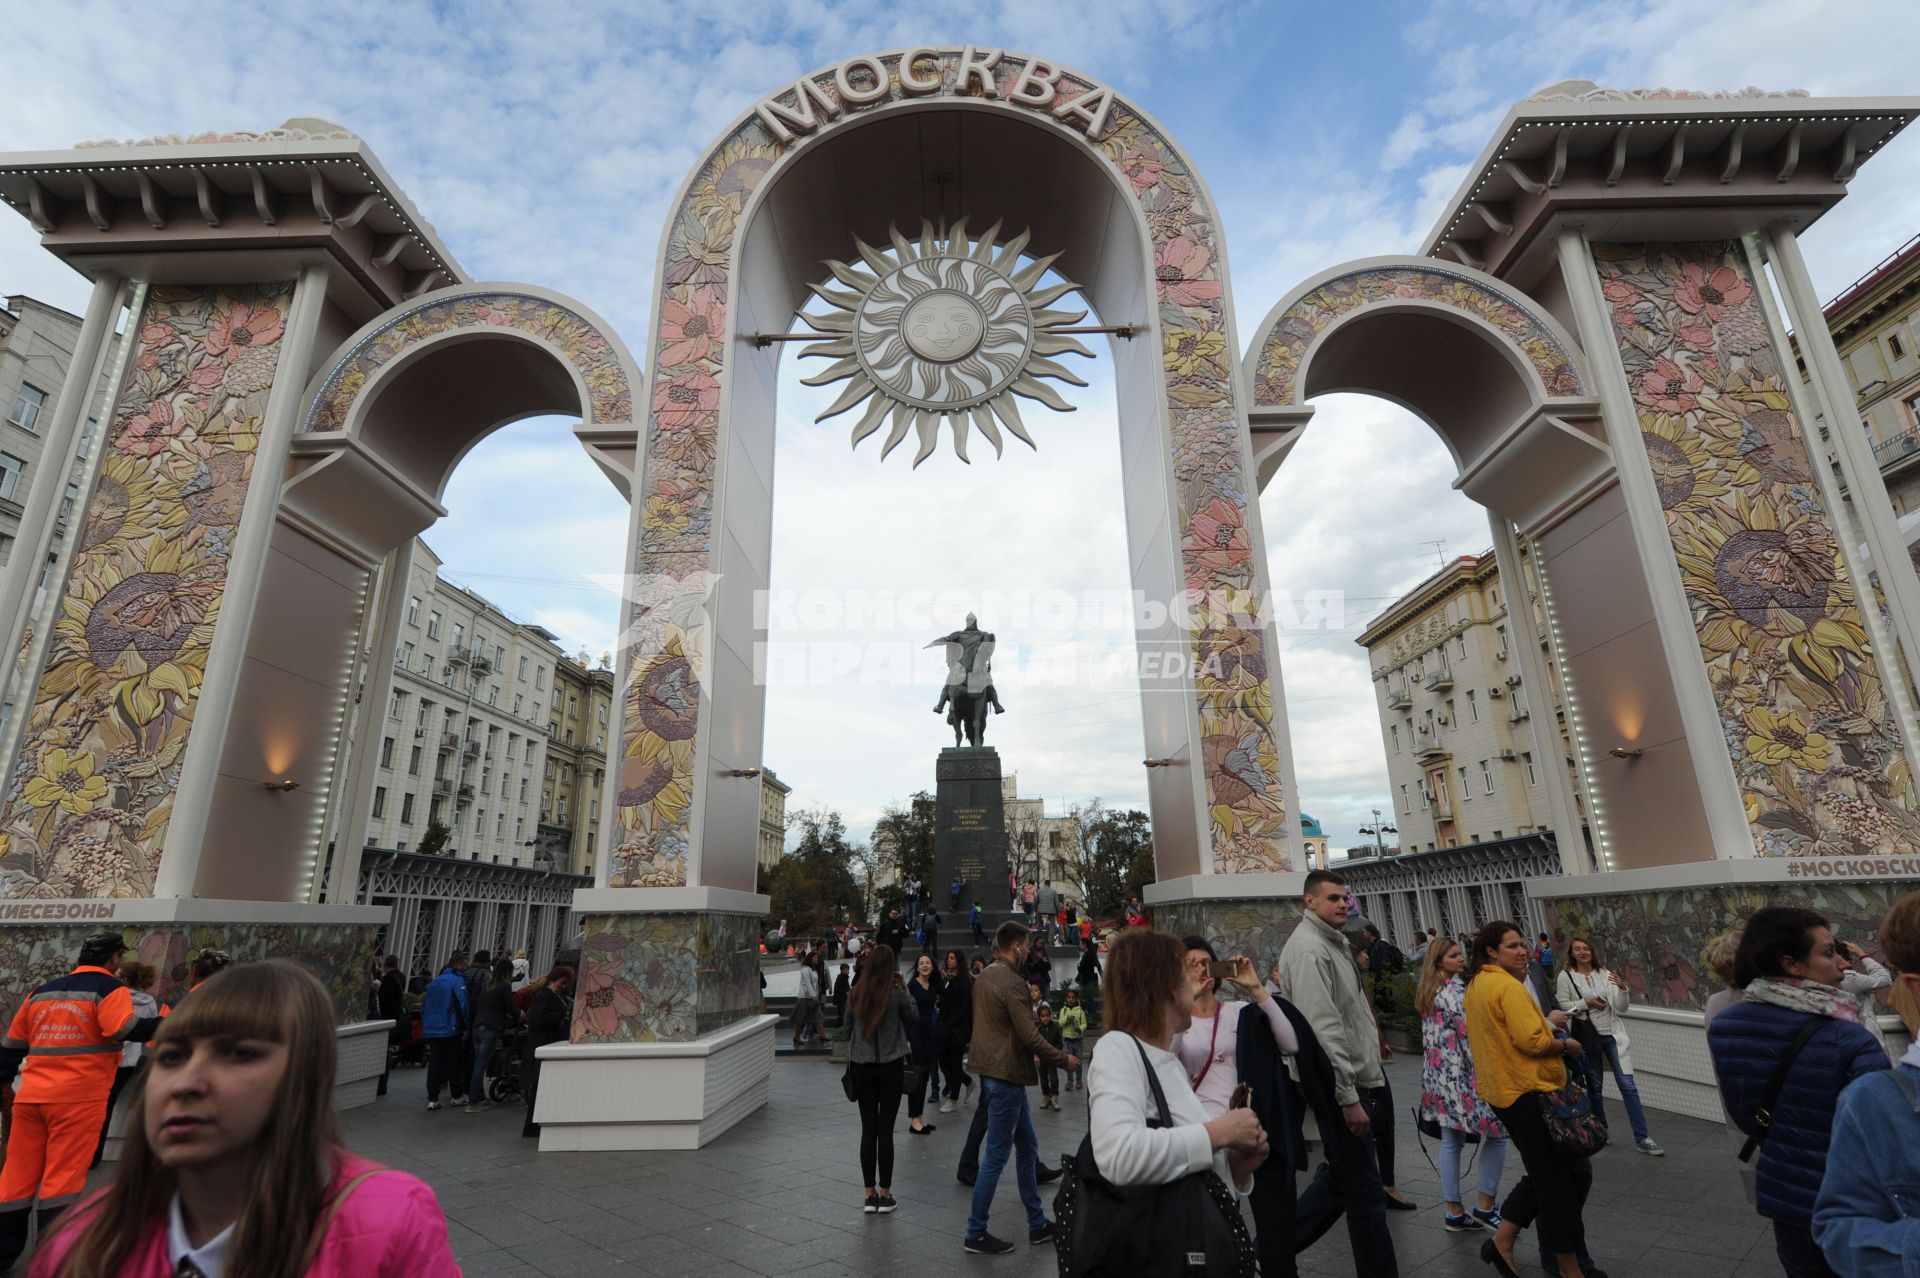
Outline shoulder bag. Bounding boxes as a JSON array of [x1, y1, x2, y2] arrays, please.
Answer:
[[1051, 1036, 1254, 1278], [1535, 1073, 1608, 1159], [1739, 1015, 1823, 1163]]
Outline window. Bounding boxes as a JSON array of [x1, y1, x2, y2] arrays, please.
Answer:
[[1457, 634, 1467, 658], [535, 667, 545, 690], [408, 745, 422, 775], [515, 817, 525, 840], [0, 453, 22, 500], [398, 641, 414, 667], [380, 736, 394, 768], [407, 596, 420, 626], [372, 787, 387, 819], [545, 759, 555, 780], [1445, 698, 1455, 727], [78, 418, 96, 458], [1523, 752, 1537, 786], [1892, 333, 1907, 360], [1495, 625, 1508, 654], [518, 654, 529, 680], [427, 611, 441, 639], [519, 778, 529, 801], [400, 793, 415, 824], [451, 622, 464, 649], [1419, 784, 1429, 810], [1389, 724, 1400, 753], [396, 841, 407, 852], [1480, 759, 1495, 794], [387, 690, 402, 720], [57, 484, 77, 525], [488, 685, 499, 706], [1466, 690, 1479, 722], [415, 700, 431, 728], [568, 694, 578, 717], [557, 799, 568, 824], [1458, 766, 1471, 801], [598, 703, 607, 725], [7, 384, 46, 432]]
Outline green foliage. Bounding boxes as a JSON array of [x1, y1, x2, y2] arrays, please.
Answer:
[[1071, 805, 1153, 916], [1375, 972, 1421, 1033], [873, 791, 937, 890], [417, 820, 451, 857], [764, 808, 866, 936]]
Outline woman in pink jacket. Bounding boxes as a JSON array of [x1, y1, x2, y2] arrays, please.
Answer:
[[31, 959, 460, 1278]]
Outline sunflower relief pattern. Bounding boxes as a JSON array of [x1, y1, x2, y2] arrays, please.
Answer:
[[571, 911, 760, 1042], [1250, 265, 1587, 407], [1, 285, 292, 899], [614, 50, 1291, 890], [304, 290, 633, 433], [1595, 243, 1919, 855]]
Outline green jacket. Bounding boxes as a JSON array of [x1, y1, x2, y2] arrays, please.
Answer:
[[1058, 1004, 1088, 1040]]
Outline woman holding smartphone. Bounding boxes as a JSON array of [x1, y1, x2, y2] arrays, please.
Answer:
[[1178, 937, 1300, 1278]]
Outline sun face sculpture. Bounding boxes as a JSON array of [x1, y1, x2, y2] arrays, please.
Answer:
[[799, 218, 1092, 465]]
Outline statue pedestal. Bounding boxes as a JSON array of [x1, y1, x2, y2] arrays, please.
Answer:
[[934, 748, 1014, 942]]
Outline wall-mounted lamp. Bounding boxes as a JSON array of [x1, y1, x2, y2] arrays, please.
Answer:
[[263, 779, 301, 793], [724, 767, 762, 778], [1142, 758, 1184, 768], [1607, 746, 1642, 760]]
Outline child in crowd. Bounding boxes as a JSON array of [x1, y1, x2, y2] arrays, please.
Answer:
[[1058, 989, 1087, 1091], [1035, 1003, 1063, 1110], [1029, 981, 1045, 1017]]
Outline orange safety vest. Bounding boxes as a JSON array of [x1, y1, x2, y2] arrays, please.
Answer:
[[2, 966, 144, 1105]]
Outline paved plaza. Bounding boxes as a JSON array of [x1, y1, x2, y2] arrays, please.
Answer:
[[338, 1050, 1786, 1278]]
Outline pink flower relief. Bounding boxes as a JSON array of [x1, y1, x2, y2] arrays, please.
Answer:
[[658, 287, 725, 367], [1641, 357, 1702, 414], [575, 960, 644, 1038], [1118, 148, 1164, 194], [1601, 278, 1641, 310], [117, 399, 180, 457], [1676, 322, 1715, 353], [1674, 261, 1752, 322], [1155, 236, 1222, 308], [1181, 495, 1252, 593], [652, 366, 719, 432], [204, 300, 285, 362]]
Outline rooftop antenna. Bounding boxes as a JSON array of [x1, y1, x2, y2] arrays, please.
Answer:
[[1421, 539, 1450, 571]]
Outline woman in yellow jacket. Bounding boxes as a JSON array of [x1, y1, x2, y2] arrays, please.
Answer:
[[1462, 920, 1592, 1278]]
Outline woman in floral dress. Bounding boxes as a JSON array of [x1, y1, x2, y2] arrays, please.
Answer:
[[1416, 937, 1511, 1232]]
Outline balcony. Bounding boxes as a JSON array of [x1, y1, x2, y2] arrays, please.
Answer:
[[432, 777, 454, 796], [1428, 789, 1454, 820], [448, 645, 494, 675], [457, 783, 475, 800], [1423, 667, 1454, 691], [1873, 427, 1920, 468], [461, 737, 480, 757], [440, 731, 461, 751], [1414, 736, 1450, 764], [1386, 685, 1412, 709], [1509, 709, 1531, 724]]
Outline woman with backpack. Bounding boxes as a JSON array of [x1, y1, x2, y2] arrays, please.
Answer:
[[1707, 907, 1885, 1278], [28, 961, 459, 1277], [846, 944, 916, 1215]]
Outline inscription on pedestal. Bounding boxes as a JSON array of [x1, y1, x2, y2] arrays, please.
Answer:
[[934, 748, 1011, 930]]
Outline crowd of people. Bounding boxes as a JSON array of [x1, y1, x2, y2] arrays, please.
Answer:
[[2, 879, 1916, 1275]]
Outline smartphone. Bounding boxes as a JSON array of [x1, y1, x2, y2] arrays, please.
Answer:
[[1229, 1082, 1252, 1110], [1208, 960, 1238, 981]]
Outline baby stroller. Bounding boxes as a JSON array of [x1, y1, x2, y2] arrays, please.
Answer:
[[486, 1026, 525, 1104], [389, 1009, 426, 1070]]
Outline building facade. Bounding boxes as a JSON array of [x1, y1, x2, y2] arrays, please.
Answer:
[[360, 539, 582, 872], [546, 654, 616, 879], [757, 769, 790, 875], [1357, 550, 1586, 855], [1803, 232, 1920, 517], [1003, 774, 1082, 896]]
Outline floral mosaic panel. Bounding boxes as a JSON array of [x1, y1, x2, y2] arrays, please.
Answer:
[[0, 285, 292, 899], [1153, 898, 1305, 980], [1249, 265, 1587, 408], [0, 921, 383, 1025], [570, 910, 760, 1043], [304, 290, 633, 433], [1595, 243, 1919, 855], [1544, 880, 1919, 1012], [614, 50, 1290, 884]]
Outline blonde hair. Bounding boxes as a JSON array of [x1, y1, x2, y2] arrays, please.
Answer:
[[1414, 938, 1461, 1017], [41, 960, 345, 1278], [1700, 930, 1740, 985]]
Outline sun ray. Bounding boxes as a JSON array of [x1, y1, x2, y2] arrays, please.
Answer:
[[971, 406, 1004, 458], [992, 395, 1036, 449], [798, 355, 864, 386], [911, 410, 941, 467], [848, 394, 892, 447]]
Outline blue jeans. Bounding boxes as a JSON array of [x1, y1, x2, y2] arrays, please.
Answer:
[[1438, 1129, 1509, 1207], [966, 1078, 1045, 1240], [468, 1027, 501, 1104], [1592, 1035, 1651, 1142]]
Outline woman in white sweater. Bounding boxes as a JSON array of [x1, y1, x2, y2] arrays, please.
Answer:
[[1088, 928, 1268, 1196], [1555, 937, 1663, 1155]]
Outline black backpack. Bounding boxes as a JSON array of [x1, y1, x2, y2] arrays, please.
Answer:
[[1051, 1036, 1255, 1277]]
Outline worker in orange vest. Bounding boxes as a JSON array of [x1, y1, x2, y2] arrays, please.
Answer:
[[0, 931, 164, 1268]]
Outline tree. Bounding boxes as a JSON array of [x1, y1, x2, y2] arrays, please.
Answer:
[[872, 791, 937, 909], [1068, 803, 1152, 917], [417, 820, 451, 857], [763, 807, 865, 937]]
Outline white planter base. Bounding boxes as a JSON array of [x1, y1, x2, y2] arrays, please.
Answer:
[[533, 1013, 777, 1151]]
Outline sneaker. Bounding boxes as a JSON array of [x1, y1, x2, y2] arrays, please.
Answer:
[[1471, 1206, 1503, 1228], [964, 1232, 1014, 1255], [1029, 1220, 1056, 1245], [1443, 1211, 1484, 1232], [864, 1193, 879, 1214], [939, 1099, 956, 1113], [464, 1103, 486, 1114], [426, 1100, 442, 1111], [874, 1193, 897, 1214], [1636, 1138, 1666, 1156]]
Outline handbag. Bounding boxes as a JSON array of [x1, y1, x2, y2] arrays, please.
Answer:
[[1051, 1036, 1255, 1277], [1535, 1074, 1608, 1159], [901, 1062, 924, 1097], [841, 1063, 857, 1103]]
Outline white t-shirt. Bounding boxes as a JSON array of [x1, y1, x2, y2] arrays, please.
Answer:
[[1088, 1032, 1248, 1194]]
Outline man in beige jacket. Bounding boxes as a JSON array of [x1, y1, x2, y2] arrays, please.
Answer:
[[963, 920, 1078, 1256]]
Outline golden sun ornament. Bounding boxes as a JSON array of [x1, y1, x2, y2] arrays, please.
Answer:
[[799, 218, 1092, 465]]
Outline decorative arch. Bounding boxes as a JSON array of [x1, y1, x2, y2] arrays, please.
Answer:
[[1246, 258, 1589, 409], [303, 285, 637, 435], [611, 48, 1296, 892]]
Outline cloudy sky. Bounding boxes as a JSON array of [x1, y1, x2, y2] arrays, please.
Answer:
[[6, 1, 1919, 859]]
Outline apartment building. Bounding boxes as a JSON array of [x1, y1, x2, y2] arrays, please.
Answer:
[[0, 294, 119, 572], [1357, 550, 1583, 854], [758, 768, 791, 875], [362, 540, 574, 870], [1003, 775, 1081, 893], [544, 654, 616, 878]]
